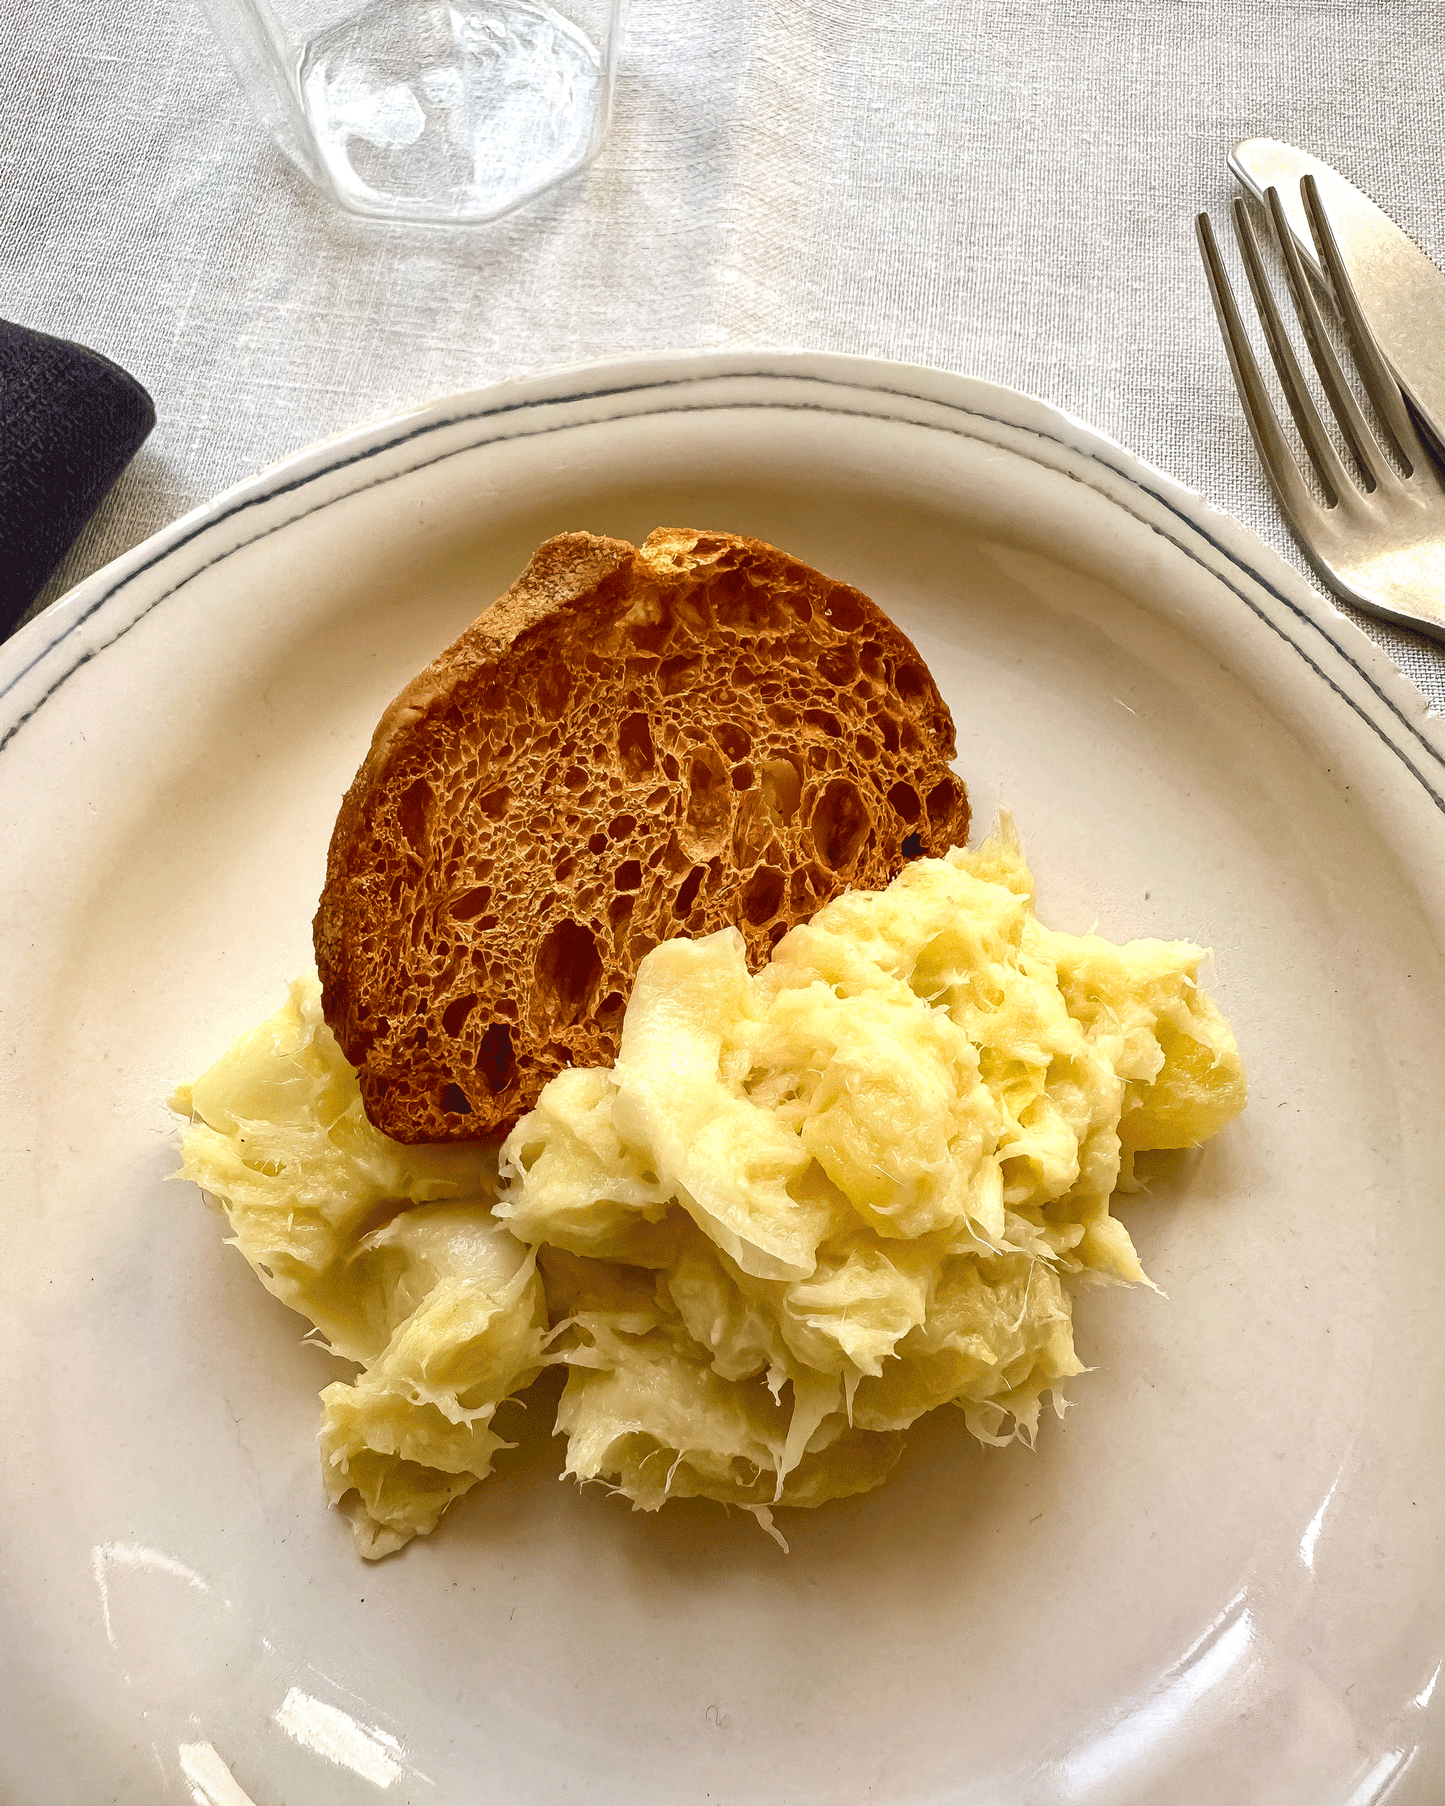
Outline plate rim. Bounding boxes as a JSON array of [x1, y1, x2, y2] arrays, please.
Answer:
[[6, 346, 1445, 1804], [4, 349, 1443, 798]]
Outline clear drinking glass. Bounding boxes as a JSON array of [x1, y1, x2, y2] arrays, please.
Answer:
[[200, 0, 623, 224]]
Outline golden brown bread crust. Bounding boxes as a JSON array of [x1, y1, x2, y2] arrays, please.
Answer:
[[314, 528, 970, 1141]]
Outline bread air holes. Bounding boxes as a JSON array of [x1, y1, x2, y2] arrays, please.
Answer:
[[449, 886, 492, 922], [674, 866, 706, 918], [730, 792, 772, 863], [659, 655, 701, 695], [441, 993, 477, 1036], [478, 1022, 515, 1094], [618, 713, 655, 778], [824, 585, 865, 632], [614, 859, 642, 891], [715, 721, 751, 761], [397, 777, 433, 853], [708, 572, 762, 630], [902, 832, 924, 859], [759, 757, 801, 823], [928, 778, 959, 829], [627, 617, 672, 656], [684, 746, 731, 849], [535, 919, 602, 1029], [743, 865, 785, 924], [440, 1083, 473, 1116], [535, 663, 571, 721], [812, 778, 870, 869], [888, 780, 921, 824]]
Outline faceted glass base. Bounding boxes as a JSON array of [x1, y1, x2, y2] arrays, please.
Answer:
[[299, 0, 606, 222], [201, 0, 617, 225]]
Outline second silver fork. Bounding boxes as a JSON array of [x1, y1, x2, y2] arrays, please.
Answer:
[[1197, 175, 1445, 642]]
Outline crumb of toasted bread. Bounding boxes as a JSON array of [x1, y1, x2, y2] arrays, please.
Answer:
[[313, 528, 970, 1141]]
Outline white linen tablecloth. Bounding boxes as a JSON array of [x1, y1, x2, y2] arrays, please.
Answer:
[[6, 0, 1445, 708]]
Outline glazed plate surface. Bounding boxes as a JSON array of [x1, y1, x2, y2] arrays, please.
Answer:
[[3, 353, 1444, 1805]]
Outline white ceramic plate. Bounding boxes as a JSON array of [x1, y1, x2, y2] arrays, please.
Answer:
[[4, 352, 1445, 1806]]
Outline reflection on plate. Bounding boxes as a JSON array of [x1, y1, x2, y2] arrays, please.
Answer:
[[3, 352, 1444, 1806]]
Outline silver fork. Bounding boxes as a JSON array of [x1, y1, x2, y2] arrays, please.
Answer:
[[1197, 174, 1445, 642]]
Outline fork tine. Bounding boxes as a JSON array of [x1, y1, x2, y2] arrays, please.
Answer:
[[1230, 197, 1352, 507], [1263, 186, 1392, 490], [1300, 172, 1425, 476], [1196, 209, 1327, 528]]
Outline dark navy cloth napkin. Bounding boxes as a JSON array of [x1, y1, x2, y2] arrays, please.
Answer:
[[0, 319, 155, 641]]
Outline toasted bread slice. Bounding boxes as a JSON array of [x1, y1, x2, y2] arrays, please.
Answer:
[[314, 529, 970, 1140]]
